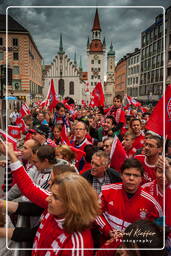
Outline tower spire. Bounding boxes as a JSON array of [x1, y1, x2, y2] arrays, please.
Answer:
[[74, 51, 77, 65], [92, 8, 101, 31], [79, 56, 82, 71], [58, 33, 65, 54]]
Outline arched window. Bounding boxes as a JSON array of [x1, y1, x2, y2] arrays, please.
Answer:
[[58, 79, 65, 96], [69, 81, 74, 95]]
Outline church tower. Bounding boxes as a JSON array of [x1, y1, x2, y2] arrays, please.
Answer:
[[104, 42, 115, 105], [87, 9, 106, 93]]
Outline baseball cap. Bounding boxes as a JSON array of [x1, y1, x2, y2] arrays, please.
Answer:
[[33, 124, 50, 137]]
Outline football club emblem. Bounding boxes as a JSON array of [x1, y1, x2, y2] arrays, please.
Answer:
[[139, 208, 148, 219], [167, 98, 171, 120]]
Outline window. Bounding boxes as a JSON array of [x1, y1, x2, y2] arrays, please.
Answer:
[[13, 52, 19, 60], [0, 52, 3, 60], [168, 51, 171, 60], [91, 75, 94, 79], [69, 81, 74, 95], [98, 60, 101, 64], [0, 38, 3, 45], [98, 75, 100, 79], [13, 80, 21, 90], [168, 68, 171, 76], [13, 66, 19, 75], [98, 68, 100, 71], [58, 79, 65, 96], [91, 82, 93, 86], [13, 38, 18, 46], [91, 68, 94, 71], [91, 60, 94, 64]]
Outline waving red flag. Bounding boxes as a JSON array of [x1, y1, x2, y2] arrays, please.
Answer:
[[19, 103, 31, 117], [0, 129, 17, 150], [145, 85, 171, 139], [47, 79, 59, 111], [8, 125, 21, 139], [110, 135, 127, 172], [91, 82, 105, 107]]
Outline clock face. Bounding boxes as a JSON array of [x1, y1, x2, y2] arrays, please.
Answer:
[[94, 55, 99, 60]]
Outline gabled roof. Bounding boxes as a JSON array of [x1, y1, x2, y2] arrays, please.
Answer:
[[0, 14, 28, 32], [92, 9, 101, 31]]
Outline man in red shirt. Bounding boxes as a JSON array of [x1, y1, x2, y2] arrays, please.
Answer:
[[129, 118, 145, 150], [135, 135, 163, 183], [96, 158, 162, 239], [107, 95, 126, 134]]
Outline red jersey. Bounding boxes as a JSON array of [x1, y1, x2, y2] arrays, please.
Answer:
[[10, 161, 94, 256], [96, 183, 162, 236], [142, 179, 163, 209], [70, 138, 92, 152], [132, 133, 145, 150], [125, 146, 137, 158], [134, 155, 156, 184]]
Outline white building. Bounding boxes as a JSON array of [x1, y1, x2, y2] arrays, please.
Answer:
[[43, 34, 84, 104]]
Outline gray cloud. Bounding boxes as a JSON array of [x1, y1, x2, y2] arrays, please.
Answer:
[[1, 0, 170, 71]]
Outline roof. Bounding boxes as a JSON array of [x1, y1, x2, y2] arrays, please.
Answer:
[[0, 14, 28, 32], [92, 9, 101, 31], [0, 14, 42, 59], [89, 39, 104, 52]]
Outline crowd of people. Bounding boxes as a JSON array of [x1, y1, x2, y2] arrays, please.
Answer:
[[0, 94, 170, 256]]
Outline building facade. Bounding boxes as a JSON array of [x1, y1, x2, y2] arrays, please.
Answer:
[[139, 14, 163, 103], [104, 42, 115, 106], [126, 48, 140, 98], [43, 34, 84, 105], [115, 56, 127, 97], [87, 9, 106, 94], [0, 14, 43, 105]]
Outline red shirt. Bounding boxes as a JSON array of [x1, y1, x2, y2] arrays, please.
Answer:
[[132, 133, 145, 150], [96, 183, 162, 236], [134, 154, 157, 184], [142, 179, 163, 209]]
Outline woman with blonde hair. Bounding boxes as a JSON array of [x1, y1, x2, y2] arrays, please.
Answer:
[[0, 142, 100, 255]]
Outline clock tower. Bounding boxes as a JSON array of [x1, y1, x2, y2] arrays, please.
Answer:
[[104, 42, 115, 105], [87, 9, 106, 94]]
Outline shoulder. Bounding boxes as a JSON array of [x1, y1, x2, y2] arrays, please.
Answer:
[[102, 183, 123, 192]]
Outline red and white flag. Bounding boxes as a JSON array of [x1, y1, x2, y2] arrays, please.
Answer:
[[110, 135, 127, 172], [47, 79, 59, 111], [16, 117, 27, 133], [145, 84, 171, 139], [8, 125, 21, 139], [19, 103, 31, 118], [0, 129, 17, 150], [60, 126, 85, 162], [90, 82, 105, 107], [123, 95, 141, 107]]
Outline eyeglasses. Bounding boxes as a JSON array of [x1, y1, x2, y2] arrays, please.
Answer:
[[74, 128, 85, 131], [103, 145, 111, 148], [144, 143, 157, 148], [123, 172, 141, 178]]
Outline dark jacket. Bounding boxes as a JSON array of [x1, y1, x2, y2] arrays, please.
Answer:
[[81, 167, 122, 185]]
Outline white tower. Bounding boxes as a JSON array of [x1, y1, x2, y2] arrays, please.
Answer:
[[104, 42, 115, 105], [87, 9, 106, 94]]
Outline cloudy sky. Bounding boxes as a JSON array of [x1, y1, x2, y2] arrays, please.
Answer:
[[1, 0, 171, 72]]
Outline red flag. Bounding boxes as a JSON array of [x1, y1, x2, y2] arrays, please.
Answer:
[[0, 129, 17, 150], [61, 126, 71, 146], [91, 82, 105, 107], [110, 135, 127, 172], [126, 96, 141, 107], [8, 126, 21, 139], [19, 103, 31, 118], [145, 85, 171, 139], [60, 126, 85, 161], [47, 79, 59, 111], [16, 117, 27, 133]]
